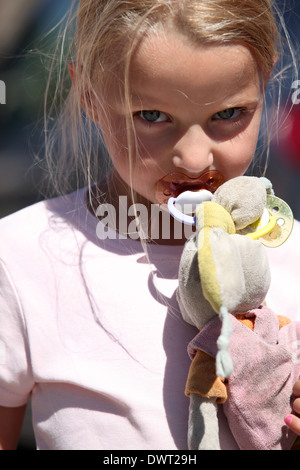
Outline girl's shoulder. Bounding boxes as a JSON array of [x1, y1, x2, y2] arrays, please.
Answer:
[[0, 188, 97, 256], [269, 218, 300, 258], [0, 188, 91, 235], [267, 217, 300, 277], [266, 218, 300, 321]]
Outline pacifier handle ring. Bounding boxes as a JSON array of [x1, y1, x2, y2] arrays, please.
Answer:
[[167, 197, 196, 225], [245, 211, 277, 240]]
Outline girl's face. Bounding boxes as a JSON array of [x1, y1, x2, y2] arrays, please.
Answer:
[[93, 30, 265, 206]]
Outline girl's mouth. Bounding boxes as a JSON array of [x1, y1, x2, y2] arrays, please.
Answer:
[[156, 170, 225, 205]]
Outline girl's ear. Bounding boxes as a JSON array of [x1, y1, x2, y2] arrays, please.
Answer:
[[68, 62, 101, 124]]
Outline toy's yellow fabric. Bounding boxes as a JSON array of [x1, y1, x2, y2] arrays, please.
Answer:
[[196, 202, 236, 314]]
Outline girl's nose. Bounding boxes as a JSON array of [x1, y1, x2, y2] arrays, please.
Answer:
[[172, 125, 214, 175]]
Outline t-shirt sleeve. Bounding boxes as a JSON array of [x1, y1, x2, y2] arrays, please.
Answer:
[[0, 259, 34, 407]]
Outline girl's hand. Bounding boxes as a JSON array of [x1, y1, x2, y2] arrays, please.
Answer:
[[285, 380, 300, 435]]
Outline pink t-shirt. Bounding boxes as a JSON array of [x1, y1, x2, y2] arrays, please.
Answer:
[[0, 188, 299, 450]]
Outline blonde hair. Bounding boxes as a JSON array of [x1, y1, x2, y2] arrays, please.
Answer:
[[42, 0, 295, 197]]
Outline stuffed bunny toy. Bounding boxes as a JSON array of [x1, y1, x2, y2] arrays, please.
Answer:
[[176, 176, 300, 450]]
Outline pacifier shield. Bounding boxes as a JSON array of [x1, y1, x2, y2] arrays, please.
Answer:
[[261, 195, 294, 247], [156, 170, 225, 205]]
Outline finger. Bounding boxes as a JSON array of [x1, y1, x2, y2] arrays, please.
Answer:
[[293, 380, 300, 397], [285, 415, 300, 436], [293, 397, 300, 415]]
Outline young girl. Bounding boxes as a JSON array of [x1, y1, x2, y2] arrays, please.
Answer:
[[0, 0, 299, 450]]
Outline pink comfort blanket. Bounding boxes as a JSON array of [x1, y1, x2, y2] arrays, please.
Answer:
[[188, 306, 300, 450]]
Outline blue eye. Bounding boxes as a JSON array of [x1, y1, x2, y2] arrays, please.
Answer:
[[214, 108, 241, 120], [139, 110, 169, 123]]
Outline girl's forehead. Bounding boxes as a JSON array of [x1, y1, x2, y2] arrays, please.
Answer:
[[128, 31, 262, 107]]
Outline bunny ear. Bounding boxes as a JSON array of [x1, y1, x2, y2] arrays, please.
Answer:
[[196, 201, 236, 313], [259, 177, 274, 195]]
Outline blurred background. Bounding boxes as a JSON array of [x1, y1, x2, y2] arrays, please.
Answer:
[[0, 0, 73, 219], [0, 0, 74, 450], [0, 0, 299, 450]]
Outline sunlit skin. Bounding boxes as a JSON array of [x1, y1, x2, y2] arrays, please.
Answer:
[[285, 380, 300, 436], [72, 29, 267, 242]]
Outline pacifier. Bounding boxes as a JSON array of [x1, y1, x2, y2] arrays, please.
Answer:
[[156, 170, 225, 225], [244, 194, 294, 248], [156, 171, 294, 246]]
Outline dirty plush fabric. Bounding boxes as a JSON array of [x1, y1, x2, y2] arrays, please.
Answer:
[[187, 307, 300, 450]]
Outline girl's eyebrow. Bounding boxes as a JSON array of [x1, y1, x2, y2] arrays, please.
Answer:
[[130, 93, 261, 111], [221, 96, 261, 106], [130, 92, 169, 108]]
